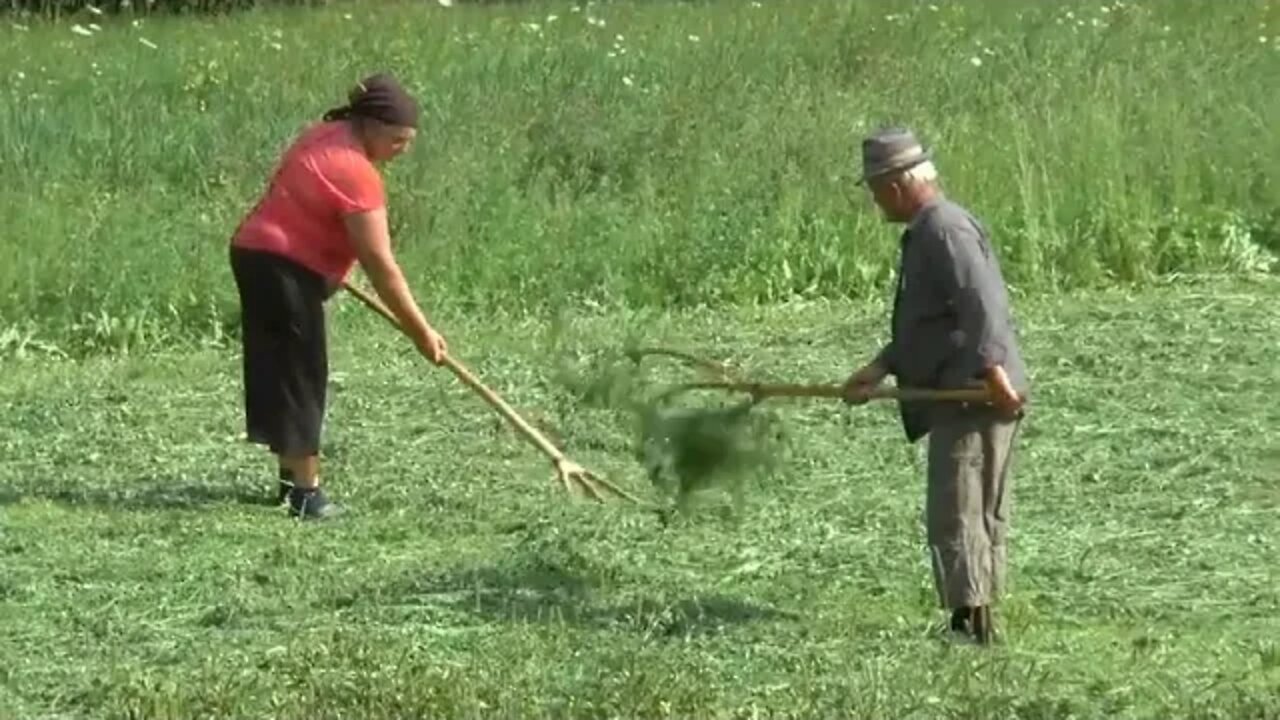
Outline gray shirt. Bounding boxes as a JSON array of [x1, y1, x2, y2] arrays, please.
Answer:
[[875, 196, 1029, 441]]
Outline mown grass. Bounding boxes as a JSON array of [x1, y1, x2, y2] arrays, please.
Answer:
[[2, 276, 1278, 719], [2, 0, 1279, 355]]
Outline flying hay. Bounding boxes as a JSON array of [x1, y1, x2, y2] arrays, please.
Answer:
[[557, 344, 792, 513]]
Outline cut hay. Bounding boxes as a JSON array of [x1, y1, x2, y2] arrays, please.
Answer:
[[556, 344, 792, 513], [636, 394, 789, 512]]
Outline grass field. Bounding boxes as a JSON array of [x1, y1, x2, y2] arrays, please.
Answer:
[[1, 0, 1279, 355], [2, 276, 1280, 719], [3, 0, 1280, 717]]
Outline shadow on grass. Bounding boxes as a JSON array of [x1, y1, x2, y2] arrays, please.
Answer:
[[0, 478, 273, 511], [380, 546, 800, 637]]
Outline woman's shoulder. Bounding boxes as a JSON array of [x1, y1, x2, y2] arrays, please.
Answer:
[[311, 123, 376, 166], [294, 122, 384, 205], [282, 122, 374, 176], [291, 120, 356, 153]]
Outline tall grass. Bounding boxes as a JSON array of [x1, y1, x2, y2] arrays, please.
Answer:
[[1, 0, 1278, 355]]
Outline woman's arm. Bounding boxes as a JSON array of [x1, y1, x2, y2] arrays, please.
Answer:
[[344, 207, 447, 363]]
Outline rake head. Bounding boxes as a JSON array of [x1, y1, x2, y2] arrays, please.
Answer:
[[554, 457, 643, 504]]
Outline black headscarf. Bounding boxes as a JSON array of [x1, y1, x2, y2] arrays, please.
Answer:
[[323, 72, 420, 128]]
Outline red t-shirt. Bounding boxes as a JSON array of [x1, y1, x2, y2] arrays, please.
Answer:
[[232, 121, 384, 282]]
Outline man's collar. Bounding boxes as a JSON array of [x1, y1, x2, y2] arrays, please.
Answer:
[[906, 194, 945, 232]]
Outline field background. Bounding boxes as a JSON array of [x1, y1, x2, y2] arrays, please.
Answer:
[[2, 0, 1279, 355], [3, 278, 1280, 719], [2, 0, 1280, 718]]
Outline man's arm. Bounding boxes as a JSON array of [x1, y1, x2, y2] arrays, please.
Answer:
[[924, 220, 1024, 412], [928, 223, 1008, 374], [873, 341, 895, 377]]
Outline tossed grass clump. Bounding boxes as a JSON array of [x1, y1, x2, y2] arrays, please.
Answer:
[[557, 344, 790, 512], [637, 395, 787, 511]]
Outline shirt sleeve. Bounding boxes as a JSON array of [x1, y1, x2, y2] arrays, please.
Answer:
[[310, 147, 385, 215], [924, 219, 1009, 371], [875, 340, 896, 375]]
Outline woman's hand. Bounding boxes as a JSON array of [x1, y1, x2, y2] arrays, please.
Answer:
[[412, 324, 448, 365]]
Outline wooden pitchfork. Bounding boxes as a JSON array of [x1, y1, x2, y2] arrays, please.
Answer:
[[341, 281, 641, 505], [657, 380, 1013, 405], [614, 348, 1016, 407]]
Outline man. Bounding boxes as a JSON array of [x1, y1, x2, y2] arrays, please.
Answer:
[[842, 127, 1030, 644]]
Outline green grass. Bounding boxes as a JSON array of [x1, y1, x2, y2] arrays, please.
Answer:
[[2, 276, 1279, 719], [2, 0, 1280, 355], [3, 0, 1280, 716]]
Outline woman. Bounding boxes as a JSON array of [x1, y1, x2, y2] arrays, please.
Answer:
[[229, 72, 447, 520]]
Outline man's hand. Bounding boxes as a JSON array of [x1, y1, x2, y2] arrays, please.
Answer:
[[984, 365, 1023, 416], [842, 360, 888, 405]]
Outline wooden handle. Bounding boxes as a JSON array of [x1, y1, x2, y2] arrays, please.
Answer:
[[441, 353, 566, 462], [623, 346, 740, 380], [341, 281, 567, 464], [669, 381, 1001, 403]]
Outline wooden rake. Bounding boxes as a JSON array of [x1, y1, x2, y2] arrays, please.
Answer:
[[342, 281, 642, 505]]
